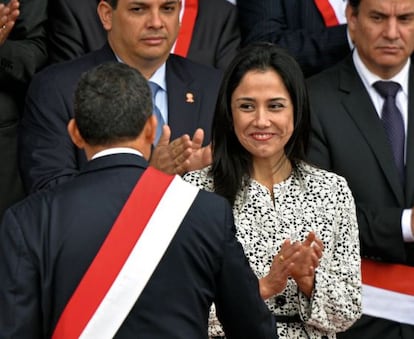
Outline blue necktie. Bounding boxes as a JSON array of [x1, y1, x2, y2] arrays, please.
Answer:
[[149, 81, 164, 145], [373, 81, 405, 183]]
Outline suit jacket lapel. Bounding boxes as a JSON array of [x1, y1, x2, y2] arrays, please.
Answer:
[[339, 57, 405, 204], [405, 65, 414, 205], [165, 55, 202, 140]]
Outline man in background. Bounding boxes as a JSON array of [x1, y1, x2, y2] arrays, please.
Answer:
[[237, 0, 350, 77], [0, 0, 48, 218], [47, 0, 240, 70], [20, 0, 220, 193], [307, 0, 414, 338]]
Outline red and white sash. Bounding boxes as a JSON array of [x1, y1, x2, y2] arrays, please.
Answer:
[[314, 0, 347, 27], [52, 167, 199, 339], [172, 0, 198, 57], [361, 259, 414, 325]]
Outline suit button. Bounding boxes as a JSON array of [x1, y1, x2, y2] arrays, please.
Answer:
[[275, 295, 286, 306]]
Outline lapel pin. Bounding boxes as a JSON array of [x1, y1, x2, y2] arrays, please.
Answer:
[[186, 92, 195, 103]]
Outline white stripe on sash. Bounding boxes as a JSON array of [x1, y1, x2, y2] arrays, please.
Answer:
[[315, 0, 347, 25], [362, 284, 414, 325], [80, 176, 199, 338], [327, 0, 347, 24]]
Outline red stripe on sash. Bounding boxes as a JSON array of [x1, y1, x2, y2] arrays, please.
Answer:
[[52, 167, 175, 339], [314, 0, 340, 27], [174, 0, 198, 57], [362, 258, 414, 296]]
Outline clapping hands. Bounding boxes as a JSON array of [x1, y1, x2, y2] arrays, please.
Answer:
[[290, 232, 324, 297], [260, 232, 324, 300]]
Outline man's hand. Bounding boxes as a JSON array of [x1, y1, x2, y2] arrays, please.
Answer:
[[149, 125, 193, 175], [182, 128, 212, 173], [149, 127, 212, 175], [0, 0, 19, 45]]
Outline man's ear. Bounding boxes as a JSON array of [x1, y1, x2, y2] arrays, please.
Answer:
[[144, 115, 157, 145], [97, 0, 113, 31], [67, 119, 86, 149], [345, 4, 356, 44]]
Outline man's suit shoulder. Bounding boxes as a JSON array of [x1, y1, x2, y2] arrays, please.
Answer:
[[185, 187, 235, 240], [167, 53, 223, 81], [28, 47, 113, 94], [194, 187, 231, 212], [198, 0, 236, 16], [307, 62, 341, 86]]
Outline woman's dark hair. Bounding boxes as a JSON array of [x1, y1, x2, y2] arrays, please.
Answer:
[[211, 42, 310, 205]]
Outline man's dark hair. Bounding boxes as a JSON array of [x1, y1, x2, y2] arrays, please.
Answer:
[[102, 0, 118, 9], [348, 0, 360, 11], [74, 62, 152, 146]]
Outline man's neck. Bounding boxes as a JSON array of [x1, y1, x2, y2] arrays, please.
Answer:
[[108, 40, 169, 79]]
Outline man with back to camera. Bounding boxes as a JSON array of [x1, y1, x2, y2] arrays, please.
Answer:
[[0, 62, 278, 339], [307, 0, 414, 338], [20, 0, 219, 193]]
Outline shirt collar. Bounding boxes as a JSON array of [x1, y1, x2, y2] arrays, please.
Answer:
[[352, 49, 410, 95], [92, 147, 143, 160], [114, 53, 167, 92], [149, 63, 167, 92]]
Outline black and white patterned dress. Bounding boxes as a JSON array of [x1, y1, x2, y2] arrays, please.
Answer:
[[183, 161, 362, 339]]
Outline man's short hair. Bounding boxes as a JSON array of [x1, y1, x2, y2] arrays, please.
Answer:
[[102, 0, 118, 9], [74, 62, 152, 146]]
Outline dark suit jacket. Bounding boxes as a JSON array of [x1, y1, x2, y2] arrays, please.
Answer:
[[0, 153, 277, 339], [19, 43, 222, 193], [47, 0, 240, 70], [307, 55, 414, 339], [0, 0, 48, 219], [237, 0, 350, 77]]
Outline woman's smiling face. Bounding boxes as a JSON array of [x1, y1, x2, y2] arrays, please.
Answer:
[[231, 69, 294, 162]]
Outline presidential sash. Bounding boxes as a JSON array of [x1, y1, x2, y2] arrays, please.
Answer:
[[52, 167, 199, 338], [314, 0, 347, 27], [361, 258, 414, 325], [173, 0, 198, 57]]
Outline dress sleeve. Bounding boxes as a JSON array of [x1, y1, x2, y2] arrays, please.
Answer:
[[182, 167, 215, 191], [298, 175, 362, 332]]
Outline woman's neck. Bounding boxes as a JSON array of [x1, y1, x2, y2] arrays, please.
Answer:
[[252, 154, 292, 192]]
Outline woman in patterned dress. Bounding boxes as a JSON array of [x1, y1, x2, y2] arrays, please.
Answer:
[[183, 43, 362, 338]]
